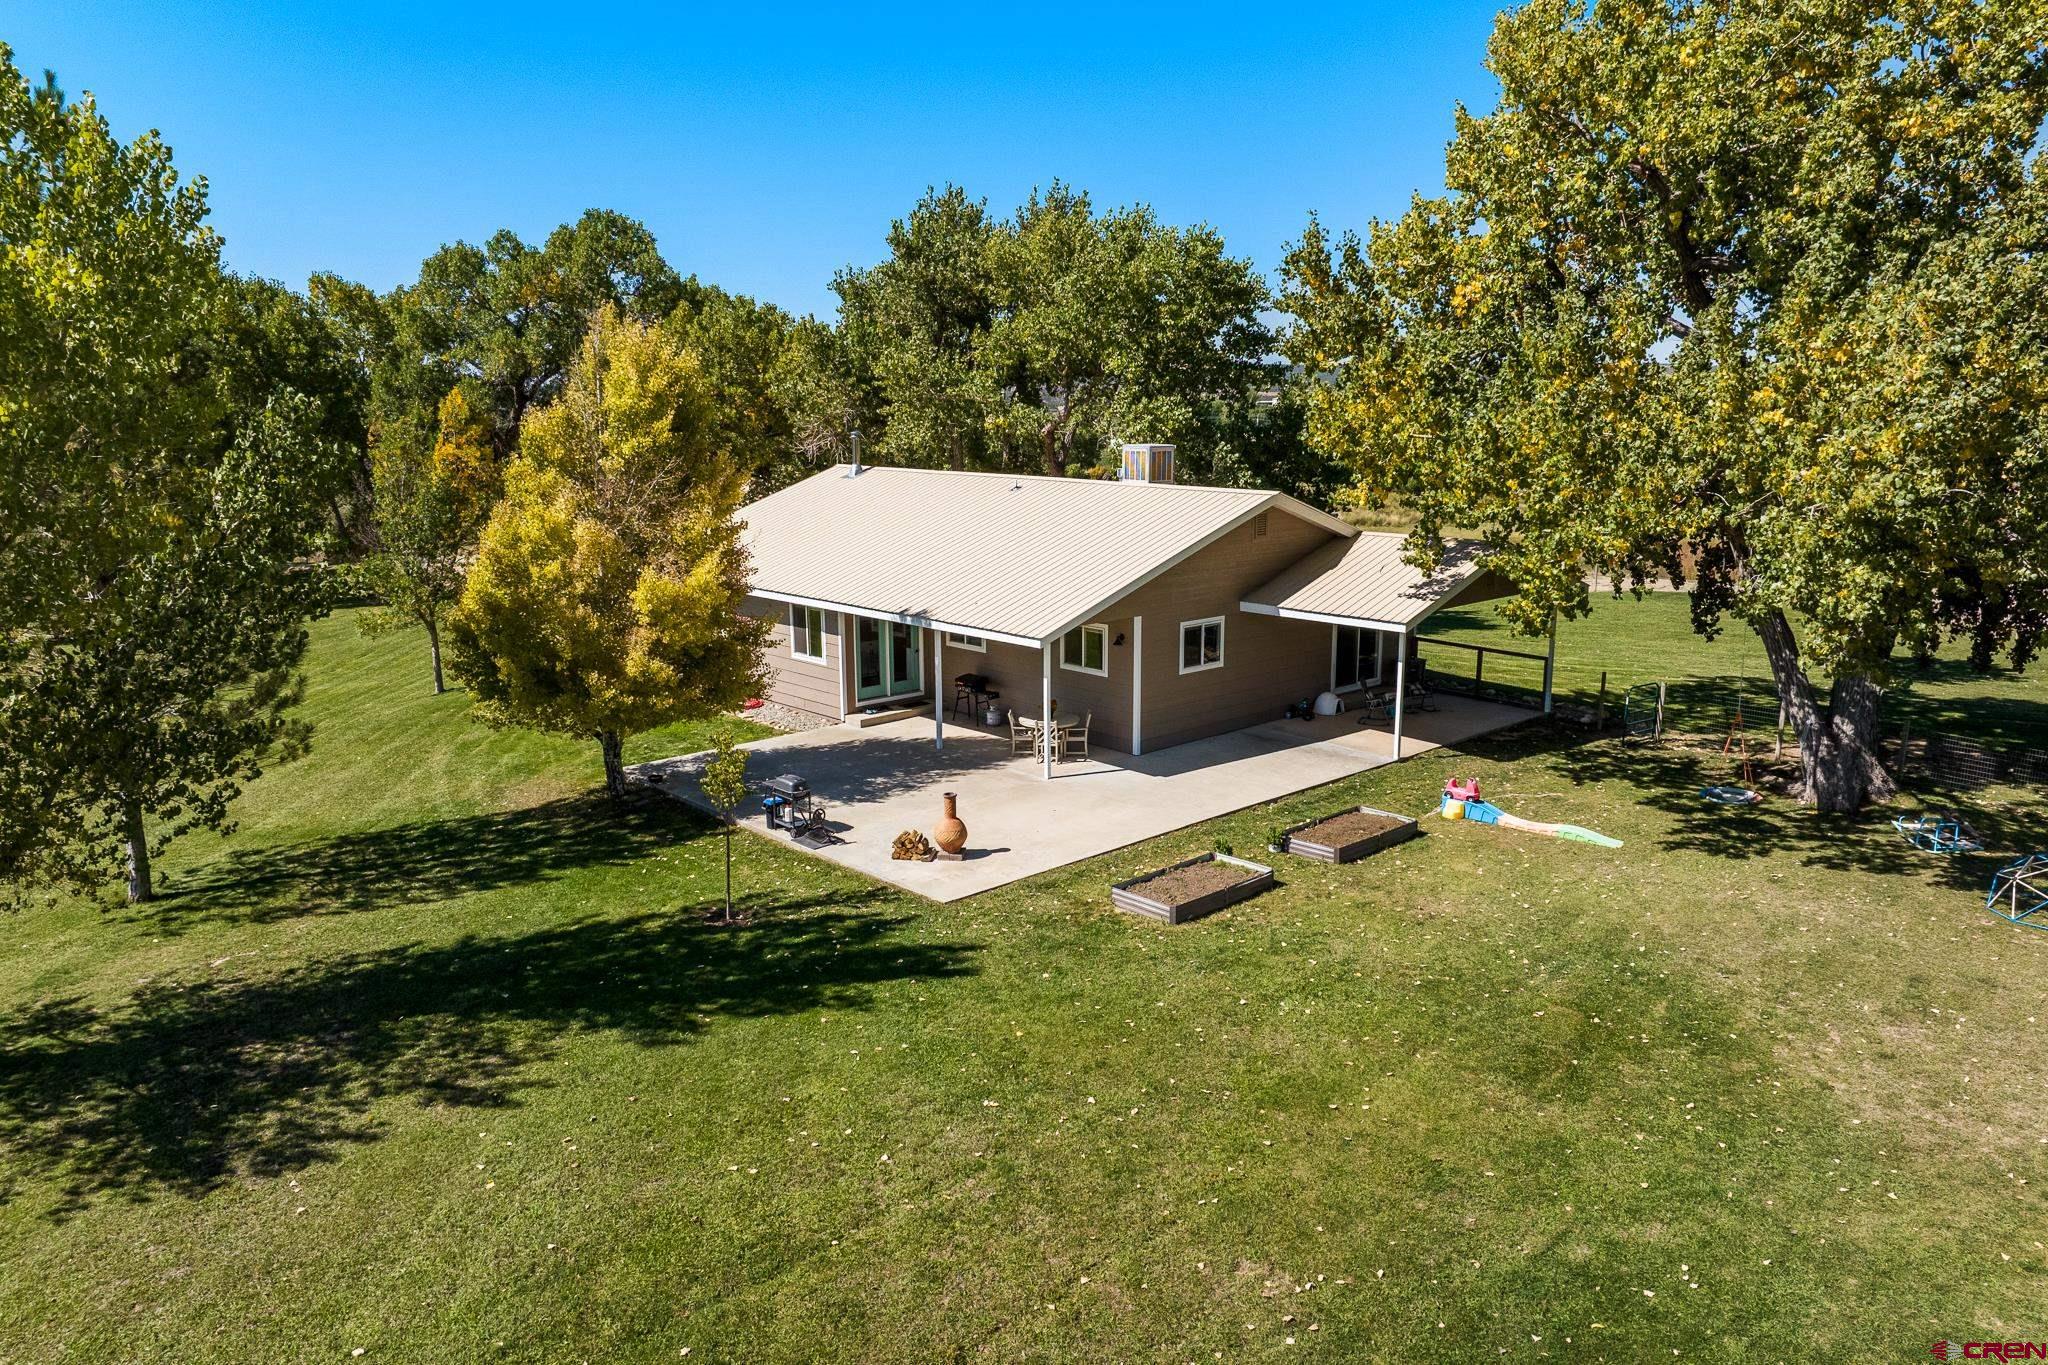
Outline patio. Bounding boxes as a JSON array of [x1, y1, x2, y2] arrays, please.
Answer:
[[640, 692, 1530, 901]]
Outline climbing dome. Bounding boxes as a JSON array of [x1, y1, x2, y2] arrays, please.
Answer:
[[1985, 854, 2048, 930]]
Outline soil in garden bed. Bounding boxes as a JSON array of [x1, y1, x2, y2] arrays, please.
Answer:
[[1133, 859, 1258, 907], [1296, 809, 1408, 847]]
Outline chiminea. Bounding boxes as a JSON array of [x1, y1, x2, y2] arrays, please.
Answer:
[[933, 791, 968, 854]]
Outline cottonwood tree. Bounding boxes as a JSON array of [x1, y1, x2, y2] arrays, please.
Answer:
[[665, 285, 807, 493], [979, 184, 1276, 480], [382, 209, 689, 459], [0, 51, 341, 903], [448, 306, 769, 800], [812, 184, 1290, 486], [1281, 0, 2048, 811], [834, 186, 1000, 470]]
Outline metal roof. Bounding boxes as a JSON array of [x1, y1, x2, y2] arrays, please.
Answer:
[[741, 465, 1355, 646], [1239, 531, 1513, 631]]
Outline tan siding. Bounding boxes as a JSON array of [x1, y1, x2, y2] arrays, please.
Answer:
[[748, 595, 842, 722], [1119, 513, 1341, 752]]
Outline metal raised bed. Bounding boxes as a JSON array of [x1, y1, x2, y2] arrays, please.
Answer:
[[1274, 804, 1419, 864], [1111, 852, 1275, 925]]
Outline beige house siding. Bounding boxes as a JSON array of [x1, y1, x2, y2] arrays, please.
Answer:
[[752, 509, 1365, 754], [923, 511, 1345, 755], [748, 595, 843, 723], [1119, 512, 1340, 752]]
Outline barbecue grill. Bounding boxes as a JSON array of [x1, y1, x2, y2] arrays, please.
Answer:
[[761, 773, 823, 836]]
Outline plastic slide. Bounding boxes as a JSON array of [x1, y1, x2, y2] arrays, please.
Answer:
[[1440, 778, 1622, 848]]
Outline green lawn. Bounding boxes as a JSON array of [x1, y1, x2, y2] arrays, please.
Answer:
[[1424, 591, 2048, 750], [2, 610, 2045, 1362]]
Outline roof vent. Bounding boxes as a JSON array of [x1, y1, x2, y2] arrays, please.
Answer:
[[1119, 443, 1175, 485], [846, 429, 864, 477]]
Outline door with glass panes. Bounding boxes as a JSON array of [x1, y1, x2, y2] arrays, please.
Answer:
[[1332, 625, 1385, 692], [853, 618, 924, 703]]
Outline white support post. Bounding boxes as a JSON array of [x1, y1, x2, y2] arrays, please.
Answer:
[[1391, 633, 1408, 761], [1041, 644, 1054, 779], [834, 612, 848, 721], [933, 628, 945, 751], [1542, 614, 1557, 715], [1130, 616, 1144, 756]]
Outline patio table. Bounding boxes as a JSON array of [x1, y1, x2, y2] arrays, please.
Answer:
[[1036, 716, 1078, 762]]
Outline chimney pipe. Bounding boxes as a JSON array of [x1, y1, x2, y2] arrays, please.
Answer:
[[847, 429, 863, 477]]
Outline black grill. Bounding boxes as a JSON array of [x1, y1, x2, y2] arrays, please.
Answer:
[[763, 773, 811, 801]]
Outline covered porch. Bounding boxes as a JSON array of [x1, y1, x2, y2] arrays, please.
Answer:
[[641, 692, 1530, 901]]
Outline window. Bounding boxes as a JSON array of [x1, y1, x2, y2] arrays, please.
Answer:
[[1060, 623, 1108, 676], [789, 605, 828, 663], [1332, 625, 1380, 692], [944, 631, 986, 653], [1179, 617, 1225, 674]]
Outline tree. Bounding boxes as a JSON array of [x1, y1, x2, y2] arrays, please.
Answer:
[[698, 730, 749, 923], [665, 285, 805, 492], [1, 51, 340, 903], [359, 385, 498, 693], [980, 184, 1277, 478], [383, 210, 689, 459], [1280, 0, 2048, 811], [833, 186, 999, 471], [448, 306, 770, 800], [819, 185, 1291, 485]]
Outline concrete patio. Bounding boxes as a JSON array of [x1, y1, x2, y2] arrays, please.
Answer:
[[639, 693, 1530, 901]]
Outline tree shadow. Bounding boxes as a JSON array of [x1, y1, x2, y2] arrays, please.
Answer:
[[1551, 734, 2048, 892], [147, 792, 703, 928], [0, 892, 978, 1218]]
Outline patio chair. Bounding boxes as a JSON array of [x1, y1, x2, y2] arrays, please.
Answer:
[[1007, 710, 1039, 757], [1065, 712, 1091, 760]]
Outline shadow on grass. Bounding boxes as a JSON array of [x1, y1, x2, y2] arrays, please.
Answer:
[[0, 892, 979, 1217], [1545, 731, 2048, 893], [150, 792, 701, 926]]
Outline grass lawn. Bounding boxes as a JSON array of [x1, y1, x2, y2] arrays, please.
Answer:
[[1424, 591, 2048, 751], [2, 609, 2045, 1363]]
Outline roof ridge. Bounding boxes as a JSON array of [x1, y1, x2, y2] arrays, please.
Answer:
[[822, 463, 1272, 497]]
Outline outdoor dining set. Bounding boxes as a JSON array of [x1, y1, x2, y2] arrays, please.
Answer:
[[950, 672, 1091, 763]]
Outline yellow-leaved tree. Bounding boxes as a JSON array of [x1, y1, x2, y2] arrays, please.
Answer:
[[449, 304, 770, 800]]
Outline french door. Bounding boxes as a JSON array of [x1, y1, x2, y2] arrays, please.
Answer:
[[1333, 625, 1384, 692], [854, 618, 923, 703]]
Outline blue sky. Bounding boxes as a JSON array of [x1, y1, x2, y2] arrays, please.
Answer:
[[7, 2, 1504, 319]]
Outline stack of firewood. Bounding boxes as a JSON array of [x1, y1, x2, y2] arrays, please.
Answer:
[[890, 829, 936, 862]]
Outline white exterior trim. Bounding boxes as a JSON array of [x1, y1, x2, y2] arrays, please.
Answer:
[[1059, 623, 1109, 677], [750, 587, 1042, 649], [1240, 600, 1416, 634], [1131, 615, 1144, 757], [943, 631, 987, 653], [788, 604, 829, 664], [1178, 616, 1227, 675]]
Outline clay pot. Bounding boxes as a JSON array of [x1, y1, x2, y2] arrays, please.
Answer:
[[933, 791, 968, 854]]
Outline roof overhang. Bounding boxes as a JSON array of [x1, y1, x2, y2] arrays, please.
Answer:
[[747, 587, 1046, 650]]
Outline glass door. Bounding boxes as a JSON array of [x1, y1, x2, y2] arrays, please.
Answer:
[[1334, 626, 1383, 691], [854, 619, 924, 703]]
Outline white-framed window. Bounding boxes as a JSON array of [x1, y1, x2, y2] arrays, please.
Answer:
[[789, 604, 828, 663], [1060, 623, 1108, 676], [944, 631, 986, 653], [1179, 616, 1225, 674]]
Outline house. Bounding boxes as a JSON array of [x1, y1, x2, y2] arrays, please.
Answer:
[[738, 445, 1533, 777]]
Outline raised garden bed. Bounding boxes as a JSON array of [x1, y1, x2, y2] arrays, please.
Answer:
[[1275, 804, 1419, 864], [1111, 852, 1274, 924]]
